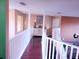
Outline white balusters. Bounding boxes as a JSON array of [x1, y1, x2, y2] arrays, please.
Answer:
[[42, 36, 79, 59], [56, 42, 59, 59], [76, 49, 79, 59], [45, 39, 48, 59], [65, 45, 68, 59], [70, 47, 73, 59], [49, 40, 52, 59], [52, 41, 55, 59]]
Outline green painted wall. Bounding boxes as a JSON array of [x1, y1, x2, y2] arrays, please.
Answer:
[[0, 0, 6, 59]]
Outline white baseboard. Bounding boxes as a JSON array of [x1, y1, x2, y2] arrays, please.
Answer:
[[17, 43, 28, 59], [17, 35, 33, 59]]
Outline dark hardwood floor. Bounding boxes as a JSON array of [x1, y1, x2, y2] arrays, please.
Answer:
[[21, 36, 42, 59]]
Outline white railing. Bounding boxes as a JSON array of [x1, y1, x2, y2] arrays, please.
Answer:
[[42, 37, 79, 59]]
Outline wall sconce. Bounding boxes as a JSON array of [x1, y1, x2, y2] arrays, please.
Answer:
[[73, 33, 79, 39]]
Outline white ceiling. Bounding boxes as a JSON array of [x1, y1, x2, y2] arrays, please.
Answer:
[[9, 0, 79, 17]]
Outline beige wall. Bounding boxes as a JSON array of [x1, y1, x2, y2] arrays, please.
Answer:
[[45, 16, 52, 29], [9, 9, 28, 39], [61, 16, 79, 41], [30, 14, 43, 28], [53, 16, 61, 28], [24, 15, 28, 29], [30, 15, 36, 28], [9, 10, 32, 59], [9, 9, 15, 39], [45, 16, 53, 36]]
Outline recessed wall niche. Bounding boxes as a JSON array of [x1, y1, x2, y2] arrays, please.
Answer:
[[31, 14, 43, 36], [15, 10, 28, 34], [45, 15, 53, 38], [33, 15, 43, 28], [36, 16, 43, 24]]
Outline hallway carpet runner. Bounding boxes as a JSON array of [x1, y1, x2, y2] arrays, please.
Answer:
[[21, 36, 42, 59]]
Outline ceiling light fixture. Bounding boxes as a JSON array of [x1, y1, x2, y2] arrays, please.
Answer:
[[19, 2, 27, 6], [57, 12, 62, 14]]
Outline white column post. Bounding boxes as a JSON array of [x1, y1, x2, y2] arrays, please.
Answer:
[[42, 14, 46, 38], [27, 10, 31, 39], [28, 10, 31, 29], [52, 16, 61, 39], [42, 14, 46, 59]]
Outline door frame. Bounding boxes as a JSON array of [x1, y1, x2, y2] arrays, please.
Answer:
[[6, 0, 9, 59]]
